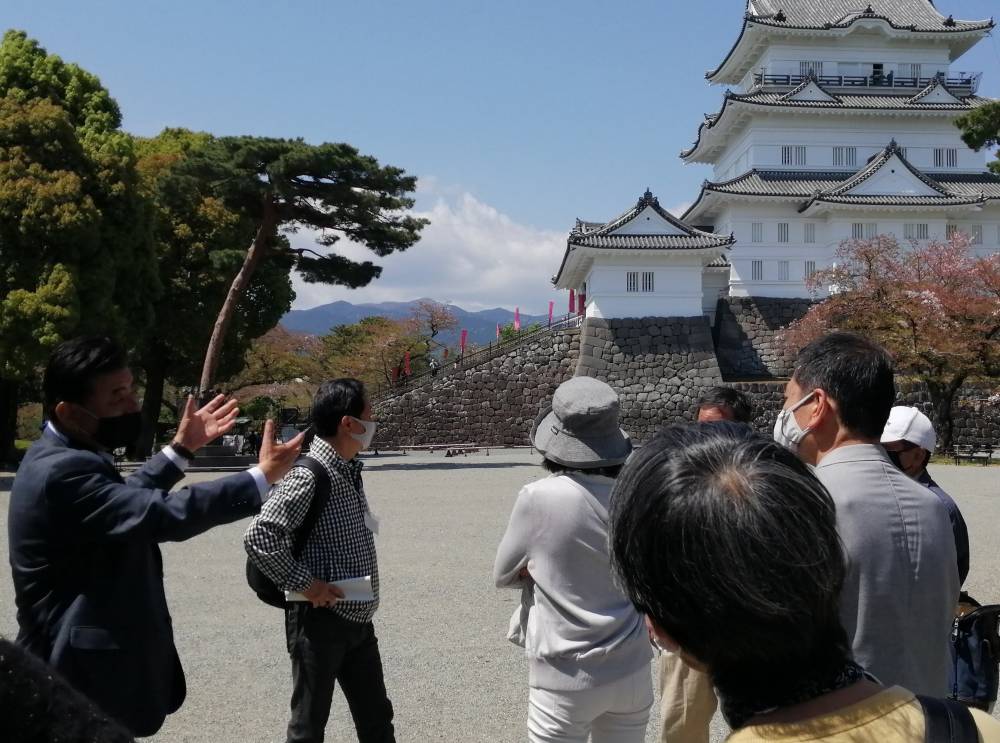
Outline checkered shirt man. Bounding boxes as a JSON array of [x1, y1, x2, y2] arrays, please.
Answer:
[[244, 435, 379, 623]]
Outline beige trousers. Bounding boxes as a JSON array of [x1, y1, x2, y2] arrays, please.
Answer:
[[657, 651, 717, 743]]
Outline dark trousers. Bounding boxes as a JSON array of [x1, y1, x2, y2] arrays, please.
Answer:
[[284, 605, 395, 743]]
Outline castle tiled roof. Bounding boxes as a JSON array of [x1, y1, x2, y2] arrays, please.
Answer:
[[684, 143, 1000, 220], [747, 0, 993, 32], [682, 80, 990, 160], [708, 1, 994, 82], [554, 191, 734, 287]]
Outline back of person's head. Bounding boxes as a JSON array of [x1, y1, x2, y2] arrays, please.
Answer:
[[312, 379, 367, 438], [792, 332, 895, 439], [609, 423, 849, 709], [43, 337, 127, 420], [0, 638, 134, 742], [696, 387, 752, 423]]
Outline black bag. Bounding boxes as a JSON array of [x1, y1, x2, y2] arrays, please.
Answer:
[[917, 695, 978, 742], [949, 592, 1000, 712], [245, 456, 331, 608]]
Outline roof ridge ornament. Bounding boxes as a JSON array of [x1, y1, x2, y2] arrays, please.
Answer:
[[638, 188, 659, 208], [944, 14, 956, 27], [864, 4, 874, 16]]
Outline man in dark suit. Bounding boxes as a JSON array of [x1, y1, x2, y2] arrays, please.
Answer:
[[7, 336, 305, 736]]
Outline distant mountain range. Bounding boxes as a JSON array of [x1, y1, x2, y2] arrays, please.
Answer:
[[281, 299, 551, 346]]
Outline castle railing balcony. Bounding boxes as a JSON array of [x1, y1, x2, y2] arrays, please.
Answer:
[[753, 70, 981, 95]]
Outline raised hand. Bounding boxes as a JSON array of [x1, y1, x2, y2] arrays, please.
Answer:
[[173, 394, 240, 453], [258, 419, 306, 485]]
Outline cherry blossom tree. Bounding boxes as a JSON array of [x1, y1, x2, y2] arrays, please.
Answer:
[[783, 234, 1000, 450]]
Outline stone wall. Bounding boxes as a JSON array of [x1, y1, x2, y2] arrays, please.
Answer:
[[372, 329, 579, 449], [714, 297, 813, 379], [575, 316, 723, 442], [730, 380, 1000, 448]]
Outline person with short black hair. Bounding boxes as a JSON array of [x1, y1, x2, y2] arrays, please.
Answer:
[[245, 378, 394, 743], [774, 331, 958, 696], [8, 336, 304, 736], [695, 387, 752, 424], [494, 377, 652, 743], [608, 423, 1000, 741]]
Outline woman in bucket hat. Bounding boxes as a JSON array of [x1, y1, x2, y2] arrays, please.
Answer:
[[493, 377, 653, 742]]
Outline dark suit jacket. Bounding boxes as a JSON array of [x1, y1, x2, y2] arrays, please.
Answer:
[[7, 429, 263, 736]]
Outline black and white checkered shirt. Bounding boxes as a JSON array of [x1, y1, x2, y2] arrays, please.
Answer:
[[244, 437, 379, 623]]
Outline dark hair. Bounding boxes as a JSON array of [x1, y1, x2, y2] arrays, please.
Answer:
[[609, 423, 849, 705], [0, 637, 134, 742], [696, 387, 752, 423], [542, 457, 623, 479], [312, 379, 367, 437], [44, 337, 128, 420], [792, 332, 895, 439]]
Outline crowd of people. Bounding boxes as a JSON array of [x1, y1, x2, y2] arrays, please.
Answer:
[[3, 332, 998, 742]]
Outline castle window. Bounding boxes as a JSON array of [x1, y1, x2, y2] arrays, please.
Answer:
[[899, 63, 922, 80], [642, 271, 655, 292], [805, 260, 817, 279], [934, 148, 958, 168], [804, 223, 816, 243], [852, 223, 877, 239], [781, 145, 807, 166], [969, 225, 983, 245], [751, 260, 764, 281], [799, 61, 824, 78], [833, 146, 857, 167], [626, 272, 639, 292], [904, 223, 929, 240], [778, 260, 790, 281], [752, 222, 764, 242], [777, 223, 790, 243]]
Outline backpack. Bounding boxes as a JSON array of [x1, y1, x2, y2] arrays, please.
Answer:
[[917, 695, 978, 742], [949, 592, 1000, 712], [245, 456, 331, 608]]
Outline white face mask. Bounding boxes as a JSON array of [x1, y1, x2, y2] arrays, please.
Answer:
[[773, 391, 817, 453], [347, 416, 378, 449]]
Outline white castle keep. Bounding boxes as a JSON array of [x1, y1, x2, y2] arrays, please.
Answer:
[[554, 0, 999, 320]]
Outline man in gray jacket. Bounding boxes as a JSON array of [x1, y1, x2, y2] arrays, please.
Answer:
[[774, 332, 958, 696]]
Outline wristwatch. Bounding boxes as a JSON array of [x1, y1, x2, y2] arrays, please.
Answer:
[[169, 441, 197, 461]]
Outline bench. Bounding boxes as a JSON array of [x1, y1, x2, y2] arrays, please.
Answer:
[[952, 444, 996, 466]]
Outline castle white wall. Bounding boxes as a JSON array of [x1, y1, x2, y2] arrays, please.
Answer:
[[583, 258, 708, 319], [712, 115, 985, 181]]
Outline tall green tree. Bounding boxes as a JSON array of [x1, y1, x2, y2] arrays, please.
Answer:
[[0, 30, 157, 459], [956, 101, 1000, 174], [132, 129, 294, 456], [186, 137, 428, 391]]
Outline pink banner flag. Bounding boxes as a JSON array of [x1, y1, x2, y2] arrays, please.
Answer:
[[578, 292, 586, 316], [460, 329, 468, 353], [569, 289, 576, 313], [496, 323, 501, 340], [548, 301, 554, 325], [403, 351, 411, 376], [514, 307, 521, 331]]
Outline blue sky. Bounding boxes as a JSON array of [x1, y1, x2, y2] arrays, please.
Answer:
[[7, 0, 1000, 313]]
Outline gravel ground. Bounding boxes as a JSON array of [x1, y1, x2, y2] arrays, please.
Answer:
[[0, 453, 997, 742]]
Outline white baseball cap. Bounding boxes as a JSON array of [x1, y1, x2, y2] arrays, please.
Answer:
[[881, 406, 937, 453]]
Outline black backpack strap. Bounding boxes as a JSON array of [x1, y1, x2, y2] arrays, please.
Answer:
[[289, 456, 332, 558], [917, 695, 979, 743]]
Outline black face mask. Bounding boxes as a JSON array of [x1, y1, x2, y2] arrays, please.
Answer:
[[80, 409, 143, 450]]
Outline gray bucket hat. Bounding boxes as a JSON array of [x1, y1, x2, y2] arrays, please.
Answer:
[[530, 377, 632, 468]]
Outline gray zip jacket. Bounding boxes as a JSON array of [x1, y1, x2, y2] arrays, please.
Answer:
[[493, 472, 652, 691], [815, 445, 959, 696]]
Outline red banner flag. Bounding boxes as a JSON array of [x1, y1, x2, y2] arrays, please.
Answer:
[[443, 348, 449, 359], [460, 329, 468, 353], [548, 300, 554, 325], [514, 307, 521, 331], [578, 293, 586, 316], [403, 351, 411, 376], [569, 289, 576, 313]]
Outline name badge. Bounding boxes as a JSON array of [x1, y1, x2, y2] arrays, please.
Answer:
[[364, 511, 380, 535]]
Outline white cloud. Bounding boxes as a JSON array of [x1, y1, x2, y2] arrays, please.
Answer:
[[290, 182, 568, 314]]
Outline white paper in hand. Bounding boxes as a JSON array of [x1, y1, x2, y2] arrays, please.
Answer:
[[285, 575, 374, 603]]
